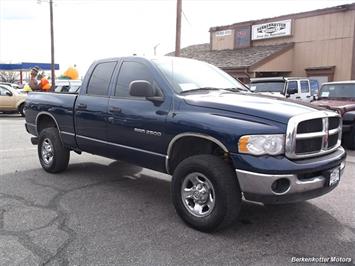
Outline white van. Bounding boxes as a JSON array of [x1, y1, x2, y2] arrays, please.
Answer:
[[250, 77, 317, 102]]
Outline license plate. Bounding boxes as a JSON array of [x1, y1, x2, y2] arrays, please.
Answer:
[[329, 167, 340, 186]]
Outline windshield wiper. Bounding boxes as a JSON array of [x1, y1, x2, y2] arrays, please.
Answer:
[[180, 87, 221, 94]]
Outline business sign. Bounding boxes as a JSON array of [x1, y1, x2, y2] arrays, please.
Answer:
[[252, 19, 292, 40], [215, 29, 232, 37]]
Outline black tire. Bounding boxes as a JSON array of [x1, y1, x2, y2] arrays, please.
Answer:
[[18, 103, 25, 117], [343, 125, 355, 150], [171, 154, 241, 232], [38, 127, 70, 173]]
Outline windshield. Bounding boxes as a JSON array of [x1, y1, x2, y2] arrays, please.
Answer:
[[319, 84, 355, 99], [152, 57, 247, 93], [250, 82, 285, 93]]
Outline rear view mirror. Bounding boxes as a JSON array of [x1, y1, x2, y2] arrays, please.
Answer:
[[129, 80, 155, 98]]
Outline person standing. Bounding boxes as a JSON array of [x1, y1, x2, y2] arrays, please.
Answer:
[[28, 66, 40, 91]]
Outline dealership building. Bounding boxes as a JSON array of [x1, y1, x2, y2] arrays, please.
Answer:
[[175, 3, 355, 84]]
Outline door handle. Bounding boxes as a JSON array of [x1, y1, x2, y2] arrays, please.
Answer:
[[109, 107, 121, 113], [306, 96, 311, 98], [296, 96, 301, 99], [77, 103, 87, 110]]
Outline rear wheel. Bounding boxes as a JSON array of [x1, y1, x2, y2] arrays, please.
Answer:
[[38, 127, 70, 173], [171, 154, 241, 232], [18, 104, 25, 117]]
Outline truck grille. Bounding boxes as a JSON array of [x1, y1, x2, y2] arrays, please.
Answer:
[[285, 111, 342, 159]]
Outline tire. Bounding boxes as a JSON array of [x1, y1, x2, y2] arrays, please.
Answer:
[[171, 154, 241, 232], [343, 124, 355, 150], [18, 103, 25, 117], [38, 127, 70, 173]]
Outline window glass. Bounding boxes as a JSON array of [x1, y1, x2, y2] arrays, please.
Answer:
[[115, 61, 153, 97], [300, 80, 310, 93], [153, 57, 246, 93], [310, 80, 319, 96], [0, 87, 10, 96], [87, 62, 116, 96], [251, 82, 285, 93], [287, 81, 298, 93], [319, 84, 355, 99]]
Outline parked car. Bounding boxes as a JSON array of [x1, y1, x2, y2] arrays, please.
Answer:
[[54, 79, 82, 93], [250, 77, 313, 102], [0, 84, 26, 116], [24, 56, 345, 232], [0, 82, 21, 90], [312, 81, 355, 149]]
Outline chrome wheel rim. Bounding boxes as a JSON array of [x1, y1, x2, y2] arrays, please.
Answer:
[[41, 138, 54, 165], [181, 172, 215, 217]]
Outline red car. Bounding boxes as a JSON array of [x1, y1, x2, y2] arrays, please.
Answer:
[[312, 81, 355, 149]]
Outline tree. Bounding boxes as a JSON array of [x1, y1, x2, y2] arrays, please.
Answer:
[[0, 71, 19, 83]]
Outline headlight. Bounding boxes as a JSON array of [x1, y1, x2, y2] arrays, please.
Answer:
[[238, 134, 285, 155]]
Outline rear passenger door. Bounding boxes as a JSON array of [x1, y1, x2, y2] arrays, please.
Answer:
[[75, 60, 117, 154]]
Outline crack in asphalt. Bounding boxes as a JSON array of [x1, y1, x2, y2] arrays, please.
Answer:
[[0, 177, 127, 265]]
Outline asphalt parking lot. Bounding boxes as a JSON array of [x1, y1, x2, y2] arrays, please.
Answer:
[[0, 114, 354, 266]]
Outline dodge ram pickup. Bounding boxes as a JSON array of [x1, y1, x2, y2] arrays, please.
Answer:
[[24, 56, 346, 232]]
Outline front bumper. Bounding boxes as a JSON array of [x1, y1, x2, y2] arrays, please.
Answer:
[[233, 147, 346, 204]]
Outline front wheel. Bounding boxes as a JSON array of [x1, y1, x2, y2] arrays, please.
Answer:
[[38, 127, 70, 173], [171, 154, 241, 232]]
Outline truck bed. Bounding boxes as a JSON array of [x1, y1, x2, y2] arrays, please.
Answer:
[[24, 92, 78, 148]]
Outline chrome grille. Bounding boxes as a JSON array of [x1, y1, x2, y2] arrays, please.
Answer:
[[285, 111, 342, 159]]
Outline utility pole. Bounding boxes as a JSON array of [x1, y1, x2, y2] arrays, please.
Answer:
[[175, 0, 182, 57], [49, 0, 55, 89]]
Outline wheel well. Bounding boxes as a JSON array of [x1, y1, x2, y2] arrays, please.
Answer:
[[17, 102, 24, 110], [37, 115, 58, 134], [168, 137, 227, 174]]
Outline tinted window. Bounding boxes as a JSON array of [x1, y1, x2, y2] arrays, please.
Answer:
[[300, 80, 310, 93], [87, 62, 116, 96], [287, 81, 298, 94], [115, 61, 153, 97]]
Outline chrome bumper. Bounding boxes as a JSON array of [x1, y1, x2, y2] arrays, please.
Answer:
[[235, 161, 346, 204]]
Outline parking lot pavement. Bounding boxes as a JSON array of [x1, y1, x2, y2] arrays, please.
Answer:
[[0, 115, 354, 265]]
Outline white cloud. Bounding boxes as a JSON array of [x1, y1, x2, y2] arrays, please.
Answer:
[[1, 0, 354, 76]]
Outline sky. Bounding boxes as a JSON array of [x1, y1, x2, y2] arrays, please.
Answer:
[[0, 0, 354, 77]]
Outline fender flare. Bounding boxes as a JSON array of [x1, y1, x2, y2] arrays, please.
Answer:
[[165, 132, 229, 174]]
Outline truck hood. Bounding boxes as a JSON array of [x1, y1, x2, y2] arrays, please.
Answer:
[[312, 99, 355, 115], [183, 92, 320, 124]]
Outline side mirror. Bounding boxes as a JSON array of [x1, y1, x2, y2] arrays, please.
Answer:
[[5, 91, 13, 96], [129, 80, 155, 98], [286, 87, 298, 96]]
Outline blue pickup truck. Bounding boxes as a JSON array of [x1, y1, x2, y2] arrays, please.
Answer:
[[24, 56, 346, 232]]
